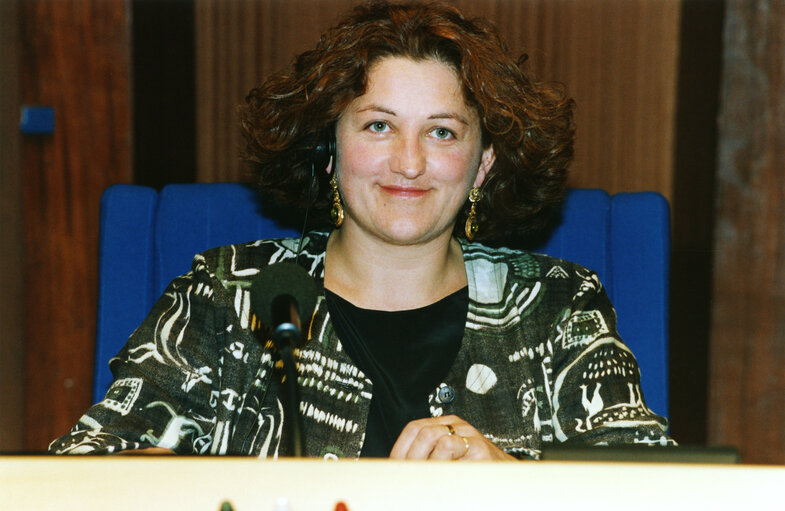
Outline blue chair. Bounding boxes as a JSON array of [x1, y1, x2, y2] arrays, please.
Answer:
[[93, 183, 670, 418]]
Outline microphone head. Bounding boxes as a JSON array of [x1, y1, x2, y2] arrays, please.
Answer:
[[250, 261, 318, 337]]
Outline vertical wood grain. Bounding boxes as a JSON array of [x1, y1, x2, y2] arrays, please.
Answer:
[[195, 0, 356, 182], [709, 0, 785, 464], [456, 0, 680, 199], [20, 0, 133, 450], [0, 0, 24, 451], [195, 0, 680, 202]]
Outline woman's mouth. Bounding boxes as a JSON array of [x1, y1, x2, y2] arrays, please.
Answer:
[[379, 185, 430, 198]]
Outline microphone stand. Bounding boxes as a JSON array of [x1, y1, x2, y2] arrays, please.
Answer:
[[251, 264, 317, 458], [273, 322, 304, 457]]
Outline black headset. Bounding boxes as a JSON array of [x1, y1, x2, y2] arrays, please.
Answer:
[[311, 130, 336, 172], [296, 130, 336, 261]]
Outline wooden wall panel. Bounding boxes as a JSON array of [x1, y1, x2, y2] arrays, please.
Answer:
[[195, 0, 357, 182], [456, 0, 680, 199], [709, 0, 785, 464], [20, 0, 133, 450], [195, 0, 680, 202], [0, 0, 24, 451]]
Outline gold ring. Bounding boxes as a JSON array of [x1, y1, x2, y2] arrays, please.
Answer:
[[445, 424, 456, 436]]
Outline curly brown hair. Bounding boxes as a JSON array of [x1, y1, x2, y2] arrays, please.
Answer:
[[239, 0, 575, 241]]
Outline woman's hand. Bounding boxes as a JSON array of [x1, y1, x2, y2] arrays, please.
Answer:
[[389, 415, 516, 461]]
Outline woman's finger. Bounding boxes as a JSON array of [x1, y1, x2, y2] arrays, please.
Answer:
[[390, 416, 468, 459]]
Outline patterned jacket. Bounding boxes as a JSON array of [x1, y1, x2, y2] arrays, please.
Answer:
[[50, 231, 672, 458]]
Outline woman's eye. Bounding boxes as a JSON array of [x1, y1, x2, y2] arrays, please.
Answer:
[[368, 121, 389, 133], [431, 127, 455, 140]]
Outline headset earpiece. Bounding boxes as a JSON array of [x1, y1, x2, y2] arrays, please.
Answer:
[[312, 131, 335, 172], [298, 131, 334, 262]]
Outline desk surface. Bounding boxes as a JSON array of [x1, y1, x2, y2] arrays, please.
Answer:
[[2, 457, 784, 510]]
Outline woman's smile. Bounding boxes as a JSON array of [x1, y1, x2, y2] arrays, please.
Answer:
[[378, 184, 431, 199]]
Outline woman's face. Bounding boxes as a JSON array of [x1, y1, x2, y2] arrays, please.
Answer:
[[333, 57, 495, 246]]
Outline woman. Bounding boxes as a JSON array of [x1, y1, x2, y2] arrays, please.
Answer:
[[50, 1, 672, 460]]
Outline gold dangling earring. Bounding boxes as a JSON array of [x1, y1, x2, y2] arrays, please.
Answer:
[[464, 187, 482, 240], [329, 173, 344, 228]]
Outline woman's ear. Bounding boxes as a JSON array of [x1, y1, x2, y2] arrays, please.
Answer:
[[326, 156, 334, 175], [474, 145, 495, 187]]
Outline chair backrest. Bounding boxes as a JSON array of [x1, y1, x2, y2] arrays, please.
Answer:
[[94, 183, 670, 418]]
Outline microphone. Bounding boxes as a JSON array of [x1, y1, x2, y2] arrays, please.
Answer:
[[250, 261, 318, 457], [251, 261, 318, 345]]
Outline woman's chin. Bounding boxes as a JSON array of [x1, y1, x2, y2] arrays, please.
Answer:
[[339, 211, 455, 247], [369, 223, 453, 247]]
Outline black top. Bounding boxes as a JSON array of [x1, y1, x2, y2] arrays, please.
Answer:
[[325, 287, 468, 457]]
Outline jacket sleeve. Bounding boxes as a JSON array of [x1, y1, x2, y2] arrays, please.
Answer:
[[547, 267, 676, 446], [49, 255, 230, 455]]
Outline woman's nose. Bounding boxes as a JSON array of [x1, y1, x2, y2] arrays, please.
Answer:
[[392, 134, 426, 178]]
